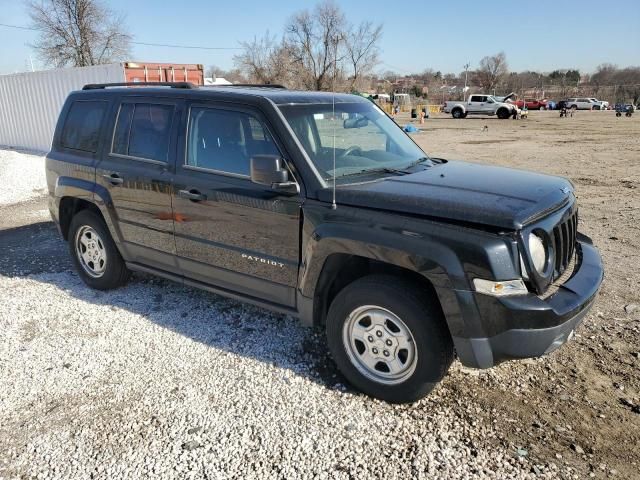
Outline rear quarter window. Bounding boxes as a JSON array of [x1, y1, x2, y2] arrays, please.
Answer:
[[60, 100, 107, 152]]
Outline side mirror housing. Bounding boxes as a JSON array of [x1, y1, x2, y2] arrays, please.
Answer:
[[250, 155, 299, 195], [343, 117, 369, 129]]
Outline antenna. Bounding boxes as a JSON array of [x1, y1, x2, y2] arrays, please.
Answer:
[[331, 34, 339, 210], [331, 86, 337, 210]]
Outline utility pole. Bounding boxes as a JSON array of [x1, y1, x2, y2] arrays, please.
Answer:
[[463, 62, 470, 101]]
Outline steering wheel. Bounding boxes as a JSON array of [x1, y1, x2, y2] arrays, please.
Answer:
[[342, 145, 363, 157]]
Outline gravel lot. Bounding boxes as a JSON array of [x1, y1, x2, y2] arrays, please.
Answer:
[[1, 111, 638, 479]]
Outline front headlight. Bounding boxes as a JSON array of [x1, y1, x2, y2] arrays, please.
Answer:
[[520, 232, 547, 279]]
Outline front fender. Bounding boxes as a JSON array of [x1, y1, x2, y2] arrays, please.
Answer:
[[298, 203, 521, 338], [299, 222, 463, 297]]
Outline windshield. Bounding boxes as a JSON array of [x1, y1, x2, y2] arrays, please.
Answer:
[[278, 102, 430, 179]]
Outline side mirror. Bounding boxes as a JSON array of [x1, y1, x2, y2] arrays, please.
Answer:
[[250, 155, 299, 195], [343, 117, 369, 129]]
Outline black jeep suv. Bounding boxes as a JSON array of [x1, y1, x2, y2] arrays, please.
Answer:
[[46, 82, 603, 403]]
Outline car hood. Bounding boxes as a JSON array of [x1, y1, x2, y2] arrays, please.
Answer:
[[319, 161, 574, 230]]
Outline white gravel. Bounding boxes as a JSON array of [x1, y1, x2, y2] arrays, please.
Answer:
[[0, 271, 561, 479], [0, 149, 47, 206]]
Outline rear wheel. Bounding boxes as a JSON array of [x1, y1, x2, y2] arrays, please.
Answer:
[[68, 210, 130, 290], [326, 275, 453, 403], [452, 108, 464, 119]]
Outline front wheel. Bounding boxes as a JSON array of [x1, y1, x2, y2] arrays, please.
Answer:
[[326, 275, 453, 403], [68, 210, 130, 290], [451, 108, 464, 119], [497, 108, 510, 119]]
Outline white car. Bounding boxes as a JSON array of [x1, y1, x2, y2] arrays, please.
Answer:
[[566, 98, 607, 110], [589, 98, 609, 110], [444, 93, 519, 119]]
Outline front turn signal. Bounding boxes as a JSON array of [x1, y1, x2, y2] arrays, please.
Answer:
[[473, 278, 528, 297]]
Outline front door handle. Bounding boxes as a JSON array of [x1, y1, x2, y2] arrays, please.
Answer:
[[102, 173, 124, 185], [178, 189, 207, 201]]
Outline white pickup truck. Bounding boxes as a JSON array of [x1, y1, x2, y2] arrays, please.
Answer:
[[444, 94, 519, 119]]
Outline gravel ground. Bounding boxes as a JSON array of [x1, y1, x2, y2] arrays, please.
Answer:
[[1, 111, 638, 479], [0, 149, 46, 206], [1, 272, 545, 480]]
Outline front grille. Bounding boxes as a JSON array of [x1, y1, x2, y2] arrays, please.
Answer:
[[552, 209, 578, 278]]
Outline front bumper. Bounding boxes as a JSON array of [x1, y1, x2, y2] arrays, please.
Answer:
[[452, 239, 603, 368]]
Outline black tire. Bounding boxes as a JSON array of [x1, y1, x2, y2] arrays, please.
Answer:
[[451, 108, 464, 119], [462, 112, 468, 118], [326, 275, 453, 403], [497, 107, 510, 119], [68, 209, 130, 290]]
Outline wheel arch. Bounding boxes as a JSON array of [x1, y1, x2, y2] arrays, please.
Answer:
[[55, 177, 121, 244], [310, 253, 443, 329], [59, 197, 103, 240]]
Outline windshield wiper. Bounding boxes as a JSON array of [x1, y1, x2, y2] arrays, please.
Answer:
[[336, 167, 409, 178], [406, 156, 433, 168], [335, 158, 434, 179]]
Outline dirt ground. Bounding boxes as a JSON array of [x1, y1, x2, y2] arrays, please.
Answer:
[[404, 109, 640, 478]]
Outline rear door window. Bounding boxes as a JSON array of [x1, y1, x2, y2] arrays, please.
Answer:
[[60, 100, 107, 152], [112, 102, 174, 162]]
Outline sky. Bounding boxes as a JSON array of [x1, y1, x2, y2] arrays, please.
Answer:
[[1, 0, 639, 76]]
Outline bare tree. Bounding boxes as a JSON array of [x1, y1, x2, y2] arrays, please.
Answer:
[[344, 20, 382, 91], [27, 0, 131, 68], [286, 1, 346, 91], [474, 52, 508, 91], [205, 65, 247, 84], [233, 32, 294, 85], [590, 63, 617, 95]]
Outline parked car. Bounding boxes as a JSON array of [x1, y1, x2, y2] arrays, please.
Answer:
[[443, 93, 519, 119], [46, 82, 604, 403], [615, 104, 635, 117], [589, 98, 609, 110], [514, 98, 547, 110], [566, 98, 607, 110]]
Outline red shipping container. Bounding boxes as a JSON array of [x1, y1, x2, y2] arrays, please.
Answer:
[[123, 62, 204, 85]]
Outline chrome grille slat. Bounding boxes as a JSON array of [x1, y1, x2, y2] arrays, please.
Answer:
[[552, 210, 578, 280], [553, 229, 562, 273]]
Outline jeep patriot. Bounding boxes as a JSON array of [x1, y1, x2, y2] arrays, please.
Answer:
[[46, 82, 604, 403]]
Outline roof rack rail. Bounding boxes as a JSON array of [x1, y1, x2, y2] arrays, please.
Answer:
[[207, 83, 287, 89], [82, 82, 197, 90]]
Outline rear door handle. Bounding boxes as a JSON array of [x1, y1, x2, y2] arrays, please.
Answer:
[[178, 189, 207, 201], [102, 173, 124, 185]]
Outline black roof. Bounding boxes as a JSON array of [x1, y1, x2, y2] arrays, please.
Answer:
[[206, 86, 366, 105], [76, 83, 368, 105]]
